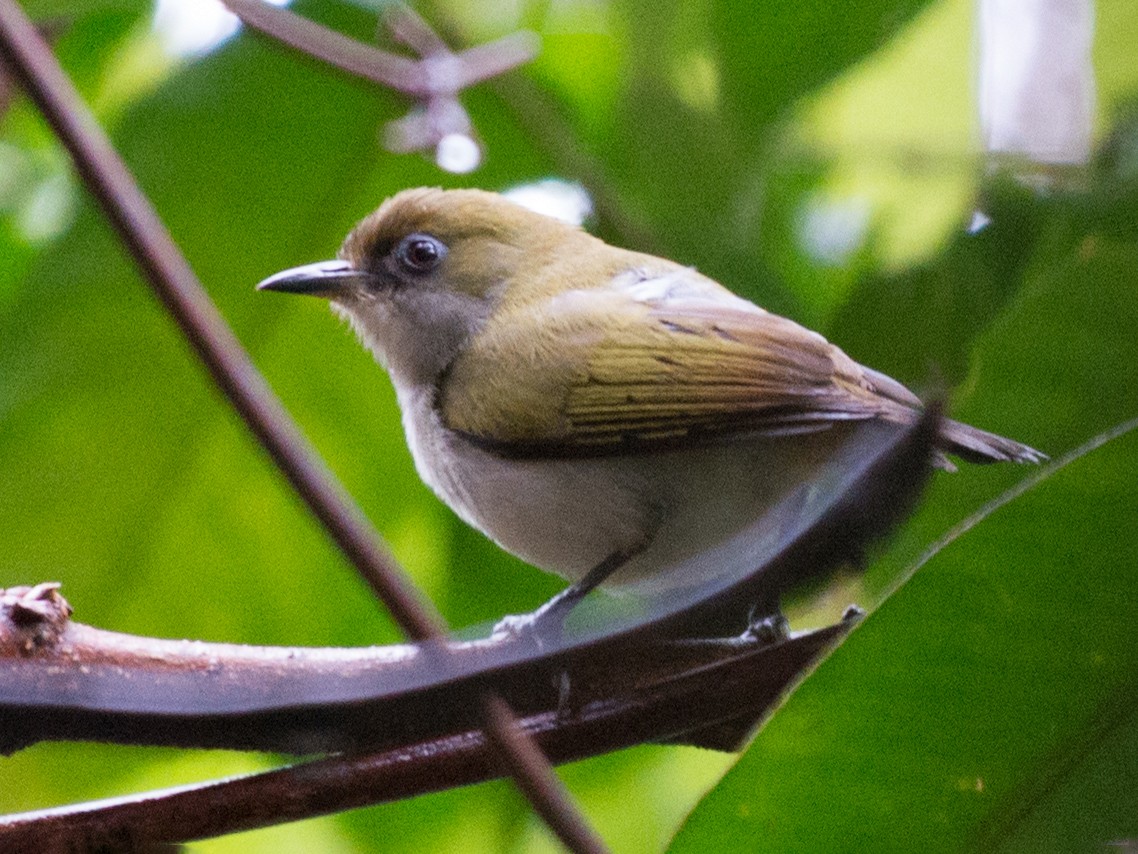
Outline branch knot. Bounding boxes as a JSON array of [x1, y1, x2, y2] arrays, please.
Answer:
[[1, 582, 72, 652]]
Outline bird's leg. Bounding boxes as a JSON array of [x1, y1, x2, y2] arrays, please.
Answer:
[[491, 550, 634, 646]]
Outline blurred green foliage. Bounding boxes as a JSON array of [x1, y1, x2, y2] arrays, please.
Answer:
[[1, 0, 1136, 851]]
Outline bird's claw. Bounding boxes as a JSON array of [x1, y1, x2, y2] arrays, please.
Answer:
[[742, 613, 791, 646], [490, 606, 564, 650]]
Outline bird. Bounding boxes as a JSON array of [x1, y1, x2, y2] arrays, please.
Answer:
[[258, 187, 1043, 634]]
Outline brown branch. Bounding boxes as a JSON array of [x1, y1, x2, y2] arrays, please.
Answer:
[[383, 2, 450, 59], [0, 406, 941, 755], [222, 0, 536, 95], [0, 582, 851, 756], [0, 593, 853, 851], [0, 4, 602, 852], [383, 5, 540, 91], [0, 400, 939, 847], [0, 409, 938, 760]]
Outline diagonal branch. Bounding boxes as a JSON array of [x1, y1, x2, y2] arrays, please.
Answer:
[[0, 3, 603, 852], [0, 586, 853, 851], [0, 0, 436, 641]]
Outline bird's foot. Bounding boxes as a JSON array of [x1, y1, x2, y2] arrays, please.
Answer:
[[741, 612, 791, 647], [489, 592, 578, 650], [490, 610, 549, 648], [488, 557, 626, 648]]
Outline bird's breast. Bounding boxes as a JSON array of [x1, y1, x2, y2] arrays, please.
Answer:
[[395, 381, 860, 593], [395, 382, 656, 581]]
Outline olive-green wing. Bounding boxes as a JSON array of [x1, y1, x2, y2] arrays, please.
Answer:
[[439, 281, 923, 458]]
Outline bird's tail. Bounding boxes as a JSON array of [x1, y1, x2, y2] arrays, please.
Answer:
[[938, 417, 1047, 466]]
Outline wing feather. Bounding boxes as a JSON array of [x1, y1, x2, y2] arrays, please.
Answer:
[[440, 270, 923, 457]]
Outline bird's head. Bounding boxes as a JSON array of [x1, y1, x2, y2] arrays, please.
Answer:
[[258, 187, 597, 387]]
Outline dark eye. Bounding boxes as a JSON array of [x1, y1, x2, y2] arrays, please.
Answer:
[[395, 233, 446, 274]]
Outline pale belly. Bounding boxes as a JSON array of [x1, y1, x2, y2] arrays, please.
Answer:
[[399, 384, 867, 593]]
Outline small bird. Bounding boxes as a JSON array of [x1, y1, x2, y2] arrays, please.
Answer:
[[259, 188, 1043, 630]]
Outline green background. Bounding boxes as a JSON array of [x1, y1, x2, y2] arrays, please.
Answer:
[[1, 0, 1136, 850]]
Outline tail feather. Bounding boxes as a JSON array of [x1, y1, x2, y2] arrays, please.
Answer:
[[938, 417, 1047, 465], [858, 367, 1045, 467]]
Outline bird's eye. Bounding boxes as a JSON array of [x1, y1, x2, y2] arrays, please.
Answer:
[[394, 233, 446, 274]]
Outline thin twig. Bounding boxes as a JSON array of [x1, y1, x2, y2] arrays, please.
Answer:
[[222, 0, 536, 95], [221, 0, 538, 165], [222, 0, 420, 90], [0, 4, 603, 852], [384, 2, 450, 57]]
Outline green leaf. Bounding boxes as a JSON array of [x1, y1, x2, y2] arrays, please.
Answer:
[[672, 178, 1138, 851], [3, 1, 1136, 851]]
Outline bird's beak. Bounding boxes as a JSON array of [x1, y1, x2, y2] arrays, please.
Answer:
[[256, 260, 370, 298]]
